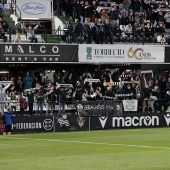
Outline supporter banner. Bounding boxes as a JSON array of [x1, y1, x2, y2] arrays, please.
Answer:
[[0, 44, 78, 63], [54, 115, 89, 132], [76, 100, 123, 117], [165, 46, 170, 63], [16, 0, 52, 19], [79, 44, 164, 63], [123, 100, 138, 111], [90, 113, 170, 130], [11, 116, 54, 133]]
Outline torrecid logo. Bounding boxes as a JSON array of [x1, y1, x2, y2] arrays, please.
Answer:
[[128, 47, 151, 60], [21, 2, 46, 15]]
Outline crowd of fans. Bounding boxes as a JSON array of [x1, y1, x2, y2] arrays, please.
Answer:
[[2, 0, 170, 44], [0, 15, 9, 42], [0, 66, 170, 116], [0, 0, 170, 116], [62, 0, 170, 44]]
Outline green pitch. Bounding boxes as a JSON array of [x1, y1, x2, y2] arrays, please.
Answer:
[[0, 128, 170, 170]]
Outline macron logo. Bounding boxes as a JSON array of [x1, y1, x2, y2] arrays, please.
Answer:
[[99, 117, 108, 128], [164, 114, 170, 126]]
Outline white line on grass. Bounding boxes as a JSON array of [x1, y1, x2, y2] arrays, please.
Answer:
[[1, 136, 170, 150]]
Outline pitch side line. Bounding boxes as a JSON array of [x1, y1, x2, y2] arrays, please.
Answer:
[[1, 136, 170, 150]]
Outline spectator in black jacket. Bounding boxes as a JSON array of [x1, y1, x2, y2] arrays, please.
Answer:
[[165, 90, 170, 111], [78, 1, 85, 25], [84, 1, 92, 22], [151, 85, 161, 112], [166, 77, 170, 91], [116, 83, 126, 100], [74, 19, 83, 43], [56, 83, 67, 116], [142, 84, 151, 113], [109, 6, 119, 26], [83, 20, 92, 43], [46, 85, 56, 115], [103, 19, 113, 44], [105, 85, 115, 100]]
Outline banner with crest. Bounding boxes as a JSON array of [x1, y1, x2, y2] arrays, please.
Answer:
[[76, 100, 123, 117]]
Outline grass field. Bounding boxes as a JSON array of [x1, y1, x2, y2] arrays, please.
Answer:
[[1, 128, 170, 170]]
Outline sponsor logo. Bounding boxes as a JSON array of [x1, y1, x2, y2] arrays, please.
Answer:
[[3, 45, 60, 62], [86, 47, 92, 60], [57, 116, 70, 127], [21, 2, 46, 15], [69, 126, 77, 131], [77, 117, 86, 127], [128, 47, 151, 60], [164, 113, 170, 126], [94, 49, 124, 56], [76, 104, 84, 116], [85, 47, 125, 59], [112, 116, 159, 127], [43, 119, 53, 130], [99, 117, 108, 128], [12, 122, 42, 130], [5, 45, 59, 54]]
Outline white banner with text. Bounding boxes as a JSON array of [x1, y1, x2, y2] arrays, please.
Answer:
[[16, 0, 52, 19], [79, 44, 164, 63]]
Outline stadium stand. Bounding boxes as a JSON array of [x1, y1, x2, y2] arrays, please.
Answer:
[[0, 0, 170, 117], [2, 0, 170, 44]]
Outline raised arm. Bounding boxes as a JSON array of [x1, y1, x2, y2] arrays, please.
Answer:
[[3, 82, 13, 90]]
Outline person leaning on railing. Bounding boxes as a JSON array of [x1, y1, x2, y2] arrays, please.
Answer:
[[9, 92, 18, 115], [35, 82, 45, 116], [64, 20, 73, 44], [142, 84, 151, 113], [56, 82, 67, 116], [24, 89, 36, 116]]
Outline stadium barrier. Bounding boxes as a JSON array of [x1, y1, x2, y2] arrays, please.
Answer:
[[1, 112, 170, 134], [0, 99, 170, 134], [6, 28, 167, 45]]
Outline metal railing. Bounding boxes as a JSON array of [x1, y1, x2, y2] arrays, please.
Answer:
[[0, 100, 76, 116], [4, 28, 168, 45], [0, 98, 169, 116], [11, 0, 21, 19]]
